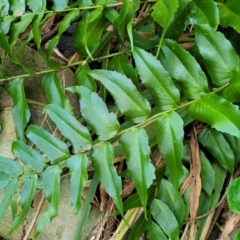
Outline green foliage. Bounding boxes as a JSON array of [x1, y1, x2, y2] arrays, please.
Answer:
[[1, 0, 240, 239]]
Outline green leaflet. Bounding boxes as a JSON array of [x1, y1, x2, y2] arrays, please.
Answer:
[[199, 151, 215, 196], [219, 71, 240, 102], [146, 221, 168, 240], [114, 0, 134, 44], [75, 64, 97, 92], [32, 12, 44, 49], [0, 173, 10, 190], [162, 39, 208, 99], [0, 31, 11, 54], [189, 93, 240, 138], [150, 198, 179, 240], [227, 177, 240, 214], [133, 47, 180, 110], [0, 179, 18, 224], [195, 24, 239, 86], [91, 142, 123, 215], [42, 73, 73, 113], [68, 86, 120, 140], [0, 157, 23, 177], [9, 0, 25, 16], [156, 111, 184, 191], [73, 8, 107, 58], [224, 133, 240, 164], [198, 128, 235, 173], [9, 13, 35, 45], [67, 154, 88, 213], [12, 140, 47, 173], [188, 0, 219, 28], [36, 166, 61, 237], [44, 104, 92, 152], [27, 0, 45, 12], [88, 70, 151, 123], [26, 125, 70, 164], [156, 179, 186, 226], [9, 174, 38, 233], [219, 0, 240, 33], [52, 0, 68, 10], [0, 0, 9, 17], [120, 128, 156, 214], [7, 79, 30, 142]]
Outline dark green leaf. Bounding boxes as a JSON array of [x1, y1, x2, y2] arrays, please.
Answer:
[[12, 140, 47, 173], [9, 174, 38, 233], [52, 0, 68, 10], [0, 31, 11, 54], [195, 24, 239, 86], [133, 47, 180, 110], [146, 221, 168, 240], [162, 39, 208, 99], [156, 111, 184, 191], [44, 104, 92, 152], [0, 173, 10, 190], [151, 198, 179, 240], [26, 125, 70, 164], [156, 179, 186, 225], [224, 133, 240, 164], [75, 64, 97, 92], [219, 0, 240, 33], [0, 157, 23, 177], [68, 86, 120, 140], [88, 70, 151, 123], [128, 214, 148, 239], [189, 0, 219, 28], [35, 166, 61, 236], [198, 128, 235, 172], [227, 177, 240, 214], [42, 73, 73, 113], [190, 93, 240, 138], [0, 179, 18, 224], [120, 128, 155, 214], [7, 79, 31, 142], [67, 154, 88, 213], [32, 12, 44, 49], [91, 142, 123, 215]]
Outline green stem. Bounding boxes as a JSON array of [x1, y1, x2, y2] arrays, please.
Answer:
[[156, 28, 167, 58]]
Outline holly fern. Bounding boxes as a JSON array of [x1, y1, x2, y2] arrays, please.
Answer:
[[1, 0, 240, 239]]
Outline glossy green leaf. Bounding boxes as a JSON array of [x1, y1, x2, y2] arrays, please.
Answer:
[[88, 70, 151, 123], [198, 128, 235, 173], [165, 0, 190, 40], [32, 12, 44, 49], [127, 214, 148, 239], [199, 150, 215, 196], [189, 0, 219, 28], [46, 10, 79, 62], [9, 13, 35, 45], [224, 133, 240, 164], [0, 157, 23, 177], [12, 140, 46, 173], [190, 93, 240, 138], [73, 8, 107, 58], [9, 0, 25, 16], [52, 0, 68, 10], [0, 173, 11, 190], [195, 24, 239, 86], [156, 179, 186, 225], [91, 142, 123, 215], [75, 64, 97, 92], [219, 0, 240, 33], [156, 111, 184, 191], [219, 71, 240, 102], [109, 55, 138, 88], [44, 104, 92, 152], [26, 125, 70, 164], [120, 128, 155, 213], [227, 177, 240, 214], [68, 86, 120, 140], [0, 179, 18, 224], [9, 174, 38, 233], [27, 0, 45, 12], [151, 198, 179, 240], [162, 39, 208, 99], [133, 47, 180, 110], [42, 73, 73, 113], [146, 221, 168, 240], [36, 166, 61, 237], [7, 79, 30, 142], [114, 0, 134, 43], [67, 154, 88, 213]]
